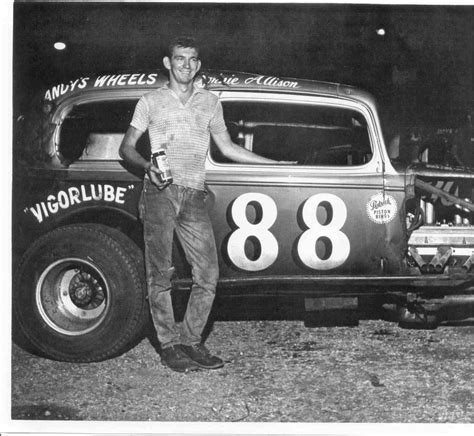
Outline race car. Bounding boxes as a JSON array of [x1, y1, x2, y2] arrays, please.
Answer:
[[12, 69, 474, 362]]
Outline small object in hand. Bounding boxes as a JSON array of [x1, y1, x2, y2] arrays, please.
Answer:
[[152, 148, 173, 184]]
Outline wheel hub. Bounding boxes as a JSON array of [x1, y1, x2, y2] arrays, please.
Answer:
[[69, 271, 104, 308], [35, 258, 109, 336]]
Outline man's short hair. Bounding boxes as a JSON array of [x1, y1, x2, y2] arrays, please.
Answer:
[[167, 36, 199, 57]]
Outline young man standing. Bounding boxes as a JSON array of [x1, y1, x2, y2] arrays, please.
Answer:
[[120, 36, 282, 372]]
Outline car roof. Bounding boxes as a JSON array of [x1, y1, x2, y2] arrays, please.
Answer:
[[43, 69, 376, 108]]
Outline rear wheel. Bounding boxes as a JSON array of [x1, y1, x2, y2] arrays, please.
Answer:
[[13, 224, 148, 362]]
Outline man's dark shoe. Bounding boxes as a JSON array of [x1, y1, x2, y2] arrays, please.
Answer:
[[160, 345, 200, 373], [180, 343, 224, 369]]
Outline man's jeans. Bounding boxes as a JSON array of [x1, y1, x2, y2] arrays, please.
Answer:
[[140, 181, 219, 348]]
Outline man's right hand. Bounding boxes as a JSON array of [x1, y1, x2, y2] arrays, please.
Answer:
[[146, 164, 170, 190]]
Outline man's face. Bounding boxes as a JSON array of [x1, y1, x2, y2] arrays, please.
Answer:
[[164, 46, 201, 85]]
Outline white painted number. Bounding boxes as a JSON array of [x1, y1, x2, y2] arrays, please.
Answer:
[[227, 193, 350, 271], [297, 193, 350, 270], [227, 193, 279, 271]]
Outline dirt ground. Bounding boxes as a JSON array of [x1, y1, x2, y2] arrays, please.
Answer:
[[10, 303, 473, 426]]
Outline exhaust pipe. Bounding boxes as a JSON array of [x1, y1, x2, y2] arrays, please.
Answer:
[[462, 254, 474, 272]]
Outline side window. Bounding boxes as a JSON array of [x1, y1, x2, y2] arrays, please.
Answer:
[[211, 101, 372, 166], [58, 100, 150, 164]]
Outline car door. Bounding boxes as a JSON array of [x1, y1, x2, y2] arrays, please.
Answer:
[[205, 91, 406, 282]]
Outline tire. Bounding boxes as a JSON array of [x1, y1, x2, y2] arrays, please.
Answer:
[[13, 224, 148, 362]]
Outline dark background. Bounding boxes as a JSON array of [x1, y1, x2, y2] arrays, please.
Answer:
[[13, 1, 473, 130]]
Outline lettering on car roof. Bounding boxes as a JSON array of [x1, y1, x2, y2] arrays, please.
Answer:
[[44, 73, 159, 101], [44, 72, 301, 102], [199, 74, 300, 89]]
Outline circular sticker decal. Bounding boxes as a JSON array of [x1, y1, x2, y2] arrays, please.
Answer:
[[366, 192, 398, 224]]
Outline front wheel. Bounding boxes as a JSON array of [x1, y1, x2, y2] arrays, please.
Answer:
[[13, 224, 148, 362]]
